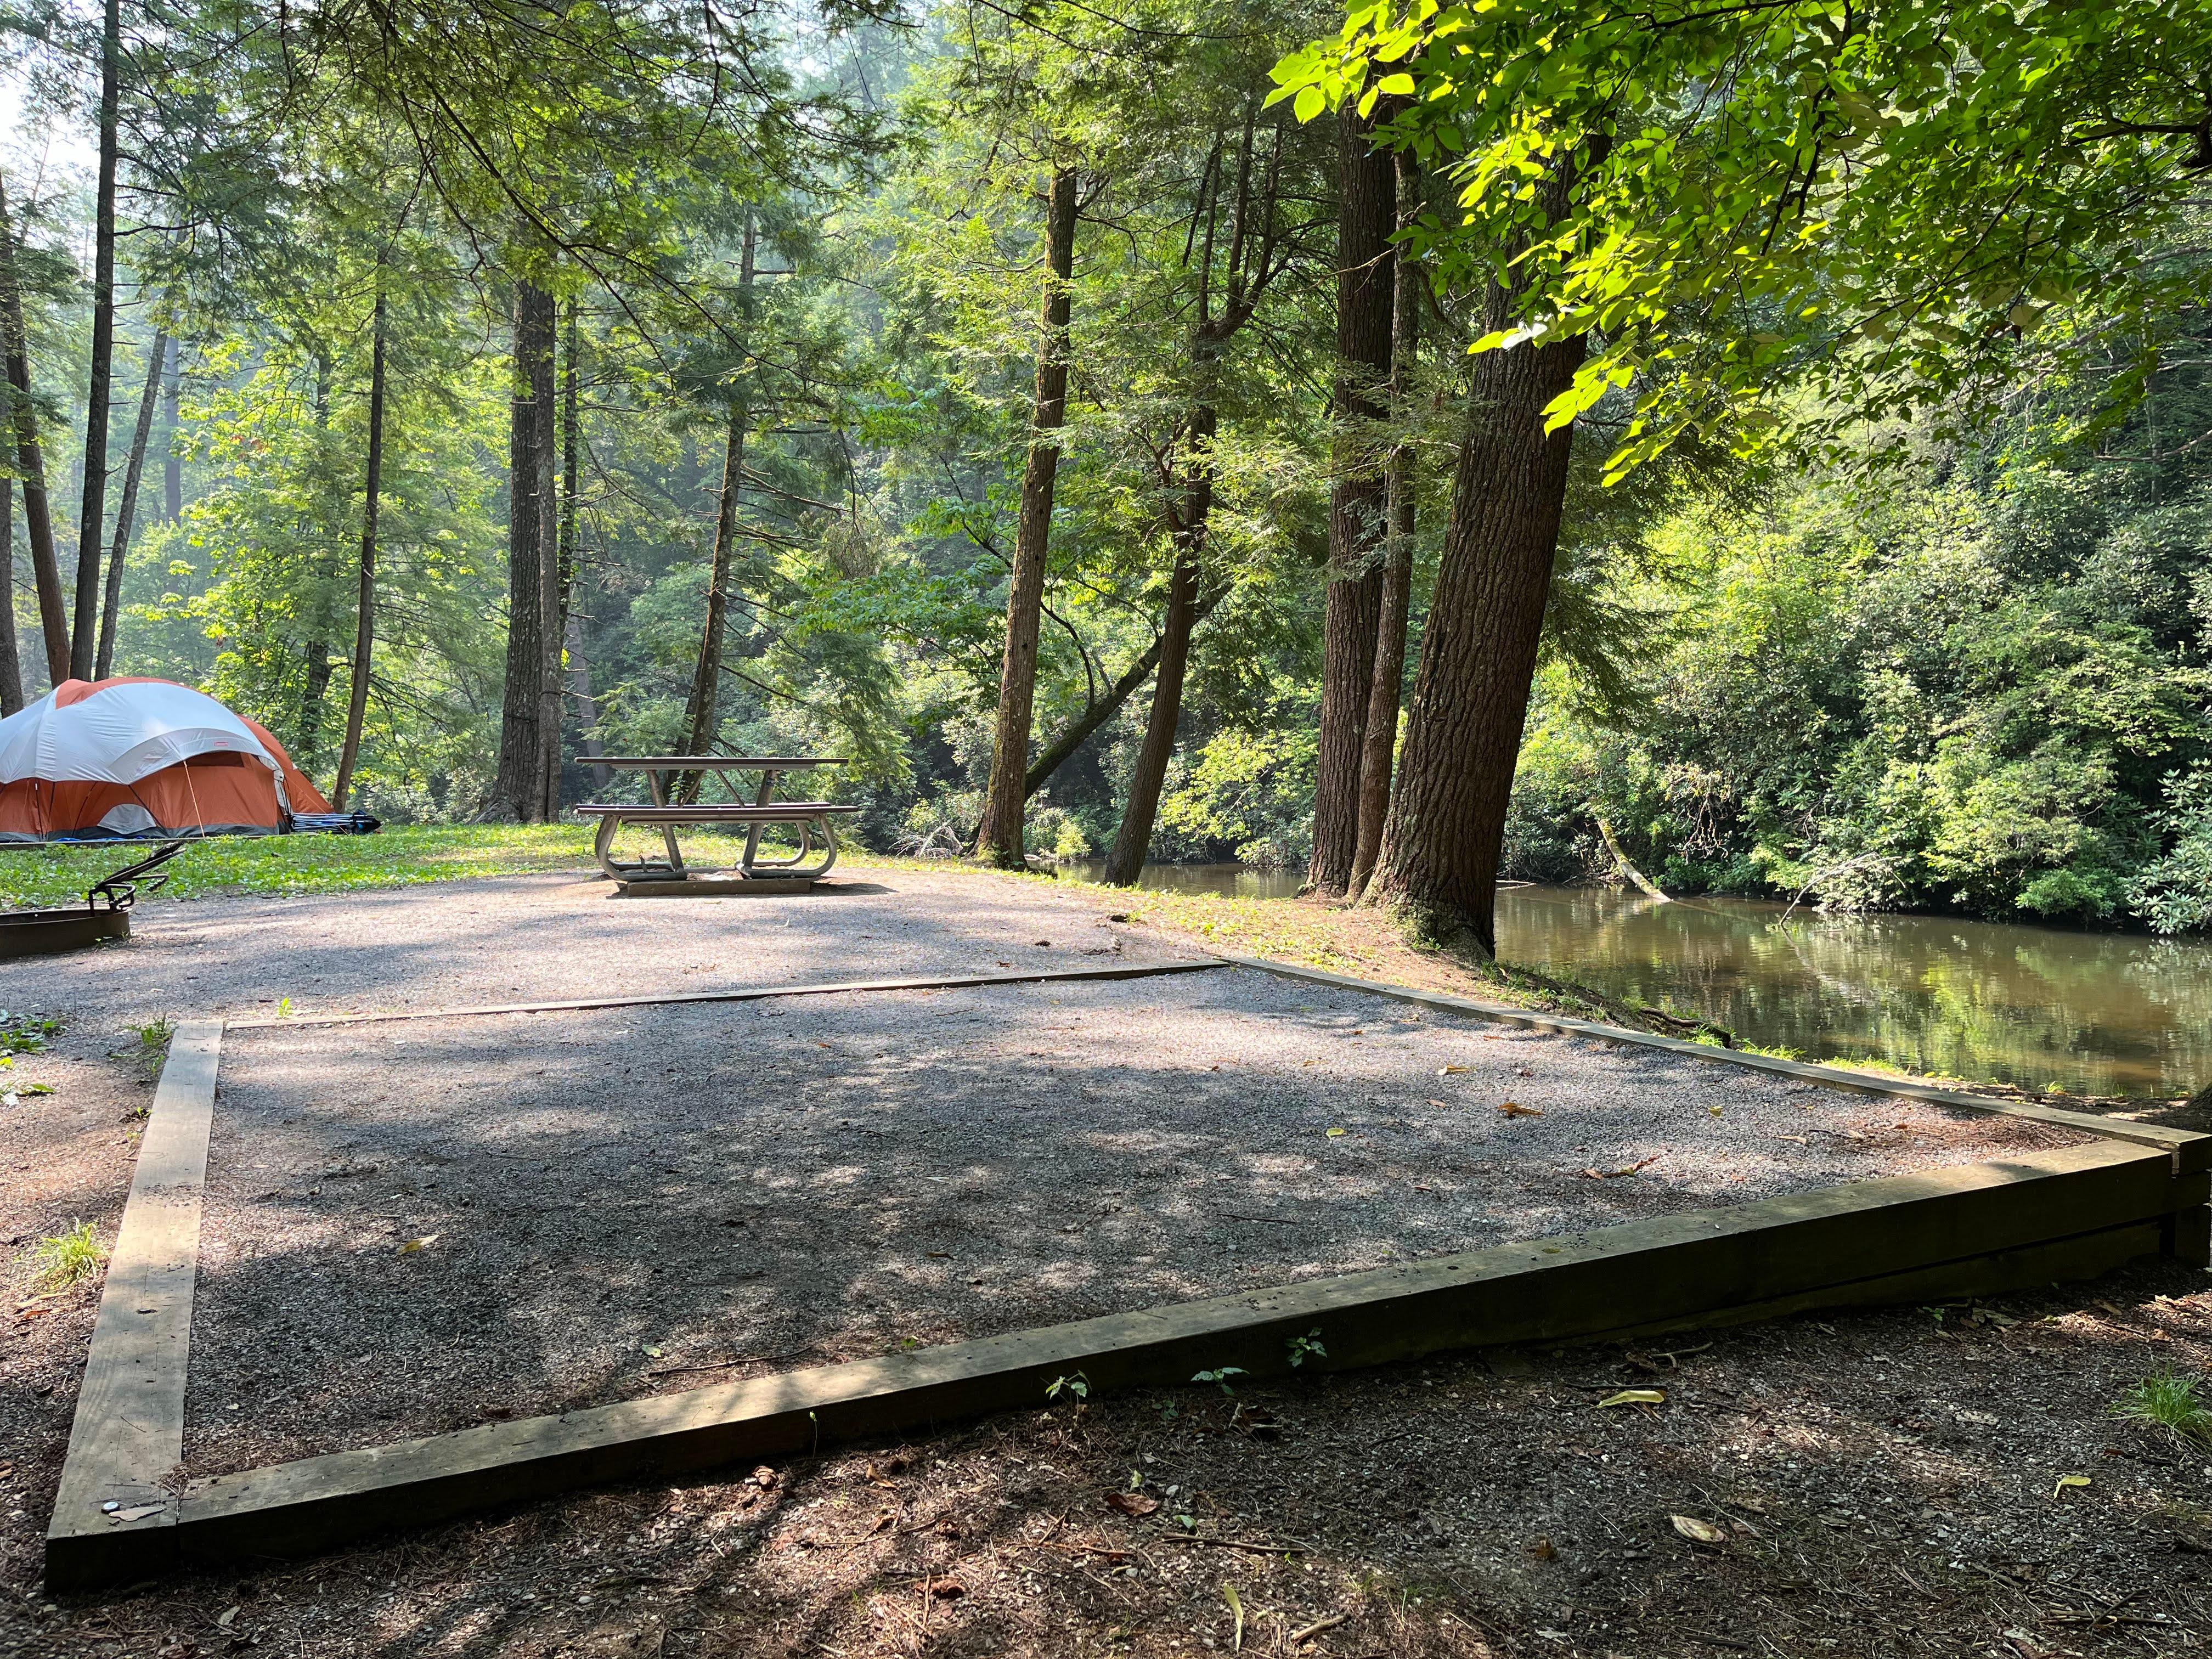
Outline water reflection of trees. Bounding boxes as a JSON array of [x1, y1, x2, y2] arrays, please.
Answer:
[[1494, 889, 2212, 1096]]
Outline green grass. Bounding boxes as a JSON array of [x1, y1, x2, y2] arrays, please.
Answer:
[[27, 1220, 107, 1289], [0, 824, 592, 909], [2113, 1368, 2212, 1446]]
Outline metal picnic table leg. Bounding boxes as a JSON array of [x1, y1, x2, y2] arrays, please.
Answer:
[[741, 768, 779, 874], [648, 766, 686, 874]]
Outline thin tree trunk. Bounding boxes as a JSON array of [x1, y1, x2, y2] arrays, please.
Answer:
[[677, 217, 754, 803], [1307, 101, 1396, 898], [1595, 812, 1669, 900], [974, 165, 1079, 870], [567, 610, 610, 789], [0, 478, 21, 712], [1347, 148, 1423, 901], [298, 639, 334, 766], [534, 292, 562, 820], [0, 178, 70, 686], [332, 293, 386, 812], [678, 398, 746, 800], [556, 302, 607, 791], [557, 300, 579, 644], [162, 335, 181, 521], [1363, 314, 1585, 958], [491, 281, 553, 820], [1019, 586, 1224, 802], [1103, 404, 1213, 887], [70, 0, 121, 681], [94, 330, 165, 680]]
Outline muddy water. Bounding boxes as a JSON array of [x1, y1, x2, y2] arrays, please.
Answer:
[[1058, 863, 2212, 1098]]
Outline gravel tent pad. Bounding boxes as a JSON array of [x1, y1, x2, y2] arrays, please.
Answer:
[[182, 966, 2094, 1478], [16, 870, 1193, 1034]]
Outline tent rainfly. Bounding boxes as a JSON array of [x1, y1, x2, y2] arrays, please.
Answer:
[[0, 678, 332, 842]]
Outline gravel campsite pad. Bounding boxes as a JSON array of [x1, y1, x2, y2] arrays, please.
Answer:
[[183, 966, 2091, 1477], [8, 867, 1193, 1032]]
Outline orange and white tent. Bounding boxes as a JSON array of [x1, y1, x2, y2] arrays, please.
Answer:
[[0, 678, 331, 842]]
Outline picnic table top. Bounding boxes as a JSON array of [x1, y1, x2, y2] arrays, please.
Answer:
[[595, 755, 846, 770]]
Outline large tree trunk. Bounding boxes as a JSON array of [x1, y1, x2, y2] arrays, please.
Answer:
[[1363, 316, 1585, 958], [70, 0, 121, 681], [94, 330, 165, 680], [490, 281, 554, 820], [0, 478, 21, 712], [974, 166, 1080, 870], [1348, 148, 1424, 901], [162, 336, 181, 521], [678, 398, 746, 800], [332, 292, 386, 812], [1306, 101, 1396, 898], [0, 179, 70, 686], [1103, 405, 1214, 886]]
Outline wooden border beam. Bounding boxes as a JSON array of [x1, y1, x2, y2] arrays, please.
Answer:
[[223, 958, 1227, 1032], [45, 1020, 223, 1590], [52, 1138, 2206, 1587]]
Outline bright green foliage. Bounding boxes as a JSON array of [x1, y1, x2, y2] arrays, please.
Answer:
[[1508, 370, 2212, 927], [1271, 1, 2212, 477]]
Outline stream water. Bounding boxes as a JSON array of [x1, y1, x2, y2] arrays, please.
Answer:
[[1056, 862, 2212, 1098]]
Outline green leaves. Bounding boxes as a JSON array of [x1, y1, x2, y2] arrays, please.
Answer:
[[1273, 0, 2212, 479]]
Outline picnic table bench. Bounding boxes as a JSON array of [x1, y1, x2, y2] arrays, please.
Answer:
[[575, 756, 858, 891]]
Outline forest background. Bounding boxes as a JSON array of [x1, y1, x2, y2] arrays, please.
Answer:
[[1, 0, 2209, 939]]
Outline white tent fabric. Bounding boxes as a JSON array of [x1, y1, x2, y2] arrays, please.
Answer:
[[0, 680, 282, 788]]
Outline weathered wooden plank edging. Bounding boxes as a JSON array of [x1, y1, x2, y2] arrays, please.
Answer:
[[223, 958, 1229, 1032], [57, 1136, 2199, 1585], [45, 1020, 224, 1590], [1215, 952, 2212, 1173]]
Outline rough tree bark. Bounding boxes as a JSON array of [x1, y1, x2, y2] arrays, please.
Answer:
[[94, 330, 166, 680], [490, 281, 554, 820], [677, 217, 754, 803], [332, 292, 386, 812], [973, 166, 1080, 869], [1307, 101, 1397, 898], [1, 179, 70, 686], [1362, 292, 1585, 959], [0, 478, 21, 712], [162, 336, 181, 521], [1347, 146, 1423, 901], [70, 0, 121, 681]]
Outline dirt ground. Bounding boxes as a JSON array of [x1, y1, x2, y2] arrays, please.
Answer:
[[4, 865, 2209, 1658]]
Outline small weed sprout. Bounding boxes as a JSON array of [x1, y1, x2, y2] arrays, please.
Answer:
[[1046, 1370, 1090, 1402], [133, 1015, 174, 1056], [30, 1220, 106, 1288], [1193, 1366, 1246, 1397], [1286, 1329, 1327, 1369], [2113, 1368, 2212, 1446], [0, 1012, 62, 1056]]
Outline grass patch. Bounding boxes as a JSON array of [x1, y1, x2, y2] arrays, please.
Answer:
[[2113, 1367, 2212, 1446], [28, 1220, 106, 1289], [0, 825, 590, 909]]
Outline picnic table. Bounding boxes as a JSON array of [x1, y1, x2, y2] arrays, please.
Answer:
[[575, 756, 859, 889]]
